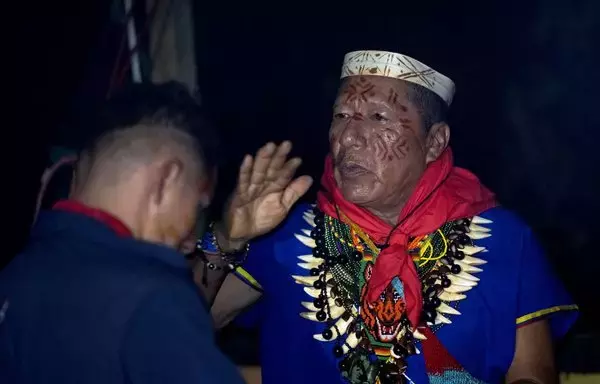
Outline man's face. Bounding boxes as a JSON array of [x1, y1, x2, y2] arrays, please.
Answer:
[[177, 168, 217, 255], [148, 161, 214, 249], [329, 76, 429, 213]]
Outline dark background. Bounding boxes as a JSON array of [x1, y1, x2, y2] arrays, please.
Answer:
[[5, 0, 599, 372]]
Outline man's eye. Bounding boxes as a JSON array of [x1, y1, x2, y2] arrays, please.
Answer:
[[334, 112, 349, 119], [373, 113, 388, 122]]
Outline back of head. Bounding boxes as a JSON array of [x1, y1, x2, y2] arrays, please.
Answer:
[[79, 81, 218, 175], [72, 82, 218, 248]]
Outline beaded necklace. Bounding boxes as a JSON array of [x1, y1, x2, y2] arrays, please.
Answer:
[[294, 207, 491, 384]]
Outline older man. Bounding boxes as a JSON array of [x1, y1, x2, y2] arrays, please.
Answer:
[[197, 51, 577, 384], [0, 83, 243, 384]]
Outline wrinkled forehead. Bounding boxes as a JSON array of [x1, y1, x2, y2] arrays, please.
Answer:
[[335, 76, 413, 108]]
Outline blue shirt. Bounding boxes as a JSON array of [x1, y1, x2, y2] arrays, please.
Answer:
[[235, 204, 578, 384], [0, 210, 244, 384]]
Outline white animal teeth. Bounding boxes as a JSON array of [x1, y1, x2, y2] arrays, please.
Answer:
[[301, 229, 311, 236], [297, 255, 319, 263], [413, 329, 428, 340], [300, 311, 321, 321], [461, 245, 486, 255], [328, 306, 346, 319], [303, 287, 331, 298], [439, 291, 467, 301], [434, 313, 452, 325], [469, 224, 490, 233], [301, 301, 318, 311], [462, 255, 487, 265], [456, 271, 479, 282], [446, 274, 478, 287], [292, 275, 319, 286], [443, 284, 473, 294], [469, 231, 491, 240], [294, 234, 316, 248], [293, 273, 332, 286], [472, 216, 492, 224], [302, 301, 344, 318], [297, 262, 321, 270], [437, 302, 461, 315], [454, 260, 483, 273], [342, 332, 361, 353], [396, 327, 407, 340], [303, 215, 316, 227]]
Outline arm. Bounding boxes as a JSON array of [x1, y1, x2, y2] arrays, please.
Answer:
[[506, 320, 557, 384], [192, 223, 260, 314], [193, 142, 312, 325], [211, 273, 262, 329], [196, 225, 264, 329], [507, 228, 578, 384], [191, 254, 229, 305], [192, 248, 262, 329]]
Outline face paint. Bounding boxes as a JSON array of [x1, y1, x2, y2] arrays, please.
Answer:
[[329, 76, 429, 214]]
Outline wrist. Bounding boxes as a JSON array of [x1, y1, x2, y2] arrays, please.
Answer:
[[197, 222, 250, 271], [213, 222, 248, 253]]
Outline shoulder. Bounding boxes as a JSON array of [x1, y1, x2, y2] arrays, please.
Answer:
[[478, 206, 532, 236], [475, 206, 535, 259], [463, 207, 538, 299], [468, 206, 556, 299]]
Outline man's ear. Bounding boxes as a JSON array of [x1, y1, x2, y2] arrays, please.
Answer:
[[425, 122, 450, 163], [153, 158, 184, 206]]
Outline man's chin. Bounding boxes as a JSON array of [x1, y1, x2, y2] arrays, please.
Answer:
[[338, 179, 377, 206]]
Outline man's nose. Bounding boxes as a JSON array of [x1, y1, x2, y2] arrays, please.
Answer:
[[340, 120, 368, 149]]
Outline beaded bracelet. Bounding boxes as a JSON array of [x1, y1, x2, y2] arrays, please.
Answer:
[[192, 249, 227, 287], [198, 222, 250, 270]]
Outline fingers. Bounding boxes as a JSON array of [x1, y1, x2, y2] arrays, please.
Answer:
[[272, 157, 302, 188], [249, 142, 277, 189], [237, 154, 253, 193], [281, 175, 313, 209], [239, 141, 299, 198], [266, 141, 292, 180]]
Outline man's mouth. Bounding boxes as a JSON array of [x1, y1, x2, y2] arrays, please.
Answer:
[[338, 162, 369, 178]]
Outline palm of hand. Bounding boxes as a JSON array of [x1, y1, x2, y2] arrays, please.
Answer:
[[224, 141, 313, 241]]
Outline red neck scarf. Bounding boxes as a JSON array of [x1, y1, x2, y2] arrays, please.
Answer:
[[316, 149, 496, 327], [53, 200, 133, 238]]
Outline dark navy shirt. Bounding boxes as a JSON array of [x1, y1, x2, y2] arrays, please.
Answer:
[[0, 208, 244, 384]]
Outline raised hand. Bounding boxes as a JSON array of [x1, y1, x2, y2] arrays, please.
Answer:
[[217, 141, 313, 248]]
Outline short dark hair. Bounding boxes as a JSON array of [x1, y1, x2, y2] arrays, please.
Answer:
[[84, 81, 220, 170], [404, 82, 448, 132]]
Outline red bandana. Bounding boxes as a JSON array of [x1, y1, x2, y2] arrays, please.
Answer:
[[316, 148, 496, 327]]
